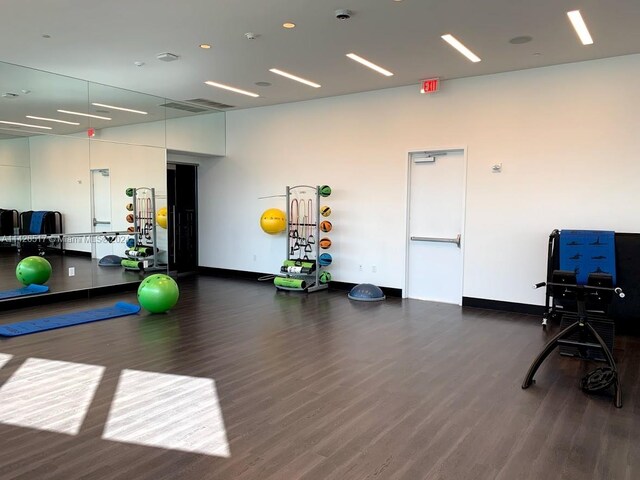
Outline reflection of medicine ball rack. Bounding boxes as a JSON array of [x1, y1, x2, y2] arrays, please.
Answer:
[[121, 187, 164, 272], [274, 185, 330, 293]]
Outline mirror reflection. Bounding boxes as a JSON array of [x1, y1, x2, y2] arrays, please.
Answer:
[[0, 60, 224, 303]]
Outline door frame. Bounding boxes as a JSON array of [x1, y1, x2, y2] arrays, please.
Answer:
[[167, 161, 199, 275], [89, 168, 111, 260], [403, 146, 469, 303]]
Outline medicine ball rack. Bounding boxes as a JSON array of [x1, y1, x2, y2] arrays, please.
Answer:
[[121, 187, 165, 272], [274, 185, 328, 293]]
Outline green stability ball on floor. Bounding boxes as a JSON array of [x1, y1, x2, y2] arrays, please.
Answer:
[[137, 274, 180, 314], [16, 256, 52, 286]]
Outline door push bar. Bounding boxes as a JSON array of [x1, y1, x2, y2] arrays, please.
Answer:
[[93, 218, 111, 227], [410, 234, 461, 248]]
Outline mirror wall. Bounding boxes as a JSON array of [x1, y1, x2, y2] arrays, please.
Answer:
[[0, 60, 225, 302]]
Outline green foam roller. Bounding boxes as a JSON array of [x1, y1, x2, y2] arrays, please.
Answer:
[[274, 277, 306, 290], [121, 259, 143, 270]]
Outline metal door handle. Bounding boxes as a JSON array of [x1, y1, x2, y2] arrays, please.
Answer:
[[410, 234, 461, 248], [93, 218, 110, 227]]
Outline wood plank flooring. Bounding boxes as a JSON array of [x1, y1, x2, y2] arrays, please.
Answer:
[[0, 275, 638, 479]]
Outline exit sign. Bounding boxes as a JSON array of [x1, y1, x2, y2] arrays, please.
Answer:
[[421, 78, 440, 94]]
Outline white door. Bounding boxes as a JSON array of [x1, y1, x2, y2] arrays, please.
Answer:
[[406, 149, 466, 304], [90, 169, 113, 259]]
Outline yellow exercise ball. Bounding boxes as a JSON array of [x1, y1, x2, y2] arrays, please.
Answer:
[[156, 207, 168, 229], [260, 208, 287, 235]]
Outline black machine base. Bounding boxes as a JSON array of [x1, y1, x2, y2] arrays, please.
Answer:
[[523, 272, 624, 409]]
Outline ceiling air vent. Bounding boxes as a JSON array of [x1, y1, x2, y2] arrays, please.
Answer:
[[184, 98, 235, 110], [160, 102, 209, 113]]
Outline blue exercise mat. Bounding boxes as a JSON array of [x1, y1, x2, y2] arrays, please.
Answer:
[[0, 284, 49, 300], [0, 302, 141, 337], [559, 230, 616, 285]]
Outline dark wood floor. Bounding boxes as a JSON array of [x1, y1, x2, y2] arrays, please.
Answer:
[[0, 276, 639, 480]]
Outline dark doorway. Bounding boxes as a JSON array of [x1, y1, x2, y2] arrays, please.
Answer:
[[167, 163, 198, 274]]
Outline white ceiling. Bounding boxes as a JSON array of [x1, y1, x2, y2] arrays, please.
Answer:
[[0, 0, 639, 111]]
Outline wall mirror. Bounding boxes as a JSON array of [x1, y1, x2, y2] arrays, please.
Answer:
[[0, 60, 224, 304]]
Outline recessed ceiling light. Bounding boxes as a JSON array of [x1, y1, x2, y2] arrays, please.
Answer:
[[42, 34, 51, 39], [255, 82, 272, 87], [91, 103, 148, 115], [57, 109, 112, 120], [346, 53, 394, 77], [26, 115, 80, 125], [441, 34, 481, 62], [269, 68, 321, 88], [509, 36, 533, 45], [134, 61, 145, 67], [205, 81, 260, 98], [567, 10, 593, 45], [282, 22, 296, 29], [0, 120, 52, 130], [199, 44, 212, 49]]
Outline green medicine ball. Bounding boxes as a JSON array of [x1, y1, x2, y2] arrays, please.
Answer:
[[319, 185, 332, 197], [126, 188, 135, 197], [319, 271, 332, 284]]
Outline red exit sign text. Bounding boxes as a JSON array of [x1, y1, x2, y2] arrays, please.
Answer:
[[421, 78, 440, 94]]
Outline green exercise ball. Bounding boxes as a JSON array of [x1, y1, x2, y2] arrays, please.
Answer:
[[16, 256, 52, 286], [137, 274, 179, 314]]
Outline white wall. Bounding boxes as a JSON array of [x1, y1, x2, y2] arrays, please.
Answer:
[[199, 54, 640, 305], [92, 111, 226, 156], [0, 137, 31, 212], [29, 135, 92, 251]]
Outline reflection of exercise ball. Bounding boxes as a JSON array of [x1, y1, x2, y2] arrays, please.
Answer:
[[156, 207, 168, 229], [260, 208, 286, 235], [137, 274, 179, 314], [16, 256, 52, 285]]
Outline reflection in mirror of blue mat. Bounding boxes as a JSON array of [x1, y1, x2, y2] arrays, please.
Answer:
[[0, 302, 141, 337], [0, 284, 49, 300]]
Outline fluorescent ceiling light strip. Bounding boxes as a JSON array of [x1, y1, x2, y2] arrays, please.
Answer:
[[204, 81, 259, 98], [57, 109, 112, 120], [441, 34, 481, 63], [26, 115, 80, 125], [91, 103, 148, 115], [0, 120, 52, 130], [346, 53, 394, 76], [567, 10, 593, 45], [269, 68, 321, 88]]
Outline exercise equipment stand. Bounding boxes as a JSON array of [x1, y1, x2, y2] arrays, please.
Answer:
[[522, 276, 625, 408]]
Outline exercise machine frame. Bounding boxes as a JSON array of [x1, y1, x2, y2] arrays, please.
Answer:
[[522, 273, 624, 408]]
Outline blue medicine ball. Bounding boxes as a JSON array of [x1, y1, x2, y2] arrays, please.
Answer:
[[318, 253, 332, 266]]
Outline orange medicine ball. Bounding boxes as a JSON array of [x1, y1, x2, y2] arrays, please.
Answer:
[[320, 220, 332, 233], [319, 237, 332, 249]]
